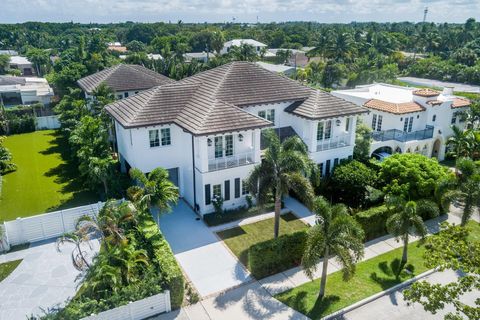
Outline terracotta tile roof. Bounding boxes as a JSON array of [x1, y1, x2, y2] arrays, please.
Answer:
[[364, 99, 425, 114], [412, 88, 440, 97], [77, 64, 174, 94], [105, 62, 366, 135], [452, 97, 471, 108]]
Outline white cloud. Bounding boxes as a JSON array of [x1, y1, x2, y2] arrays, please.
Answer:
[[0, 0, 478, 23]]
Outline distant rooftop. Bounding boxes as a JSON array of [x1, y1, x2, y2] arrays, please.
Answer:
[[224, 39, 267, 47], [9, 56, 31, 65], [255, 61, 295, 74], [0, 50, 18, 56]]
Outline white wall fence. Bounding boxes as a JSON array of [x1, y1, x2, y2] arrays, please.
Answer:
[[81, 291, 171, 320], [36, 115, 60, 130], [2, 202, 105, 247]]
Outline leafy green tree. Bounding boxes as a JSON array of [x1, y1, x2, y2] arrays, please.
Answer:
[[302, 196, 365, 299], [321, 60, 345, 88], [247, 129, 316, 238], [379, 153, 450, 200], [386, 197, 428, 266], [330, 160, 377, 208], [126, 40, 146, 53], [128, 167, 179, 213], [26, 47, 50, 76], [404, 223, 480, 320], [91, 82, 115, 116], [0, 54, 10, 74], [353, 119, 372, 162], [229, 43, 258, 62], [54, 88, 89, 134], [0, 136, 16, 174], [88, 156, 117, 196]]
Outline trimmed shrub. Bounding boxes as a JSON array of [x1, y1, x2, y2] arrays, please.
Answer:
[[248, 231, 307, 279], [416, 199, 440, 220], [354, 205, 391, 241]]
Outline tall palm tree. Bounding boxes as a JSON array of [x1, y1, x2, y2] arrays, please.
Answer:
[[87, 156, 116, 197], [447, 126, 470, 159], [128, 167, 179, 214], [302, 196, 365, 299], [248, 129, 317, 238], [386, 197, 427, 266]]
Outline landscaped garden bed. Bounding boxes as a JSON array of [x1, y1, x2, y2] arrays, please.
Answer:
[[0, 130, 98, 220], [204, 202, 279, 226], [216, 212, 308, 273], [275, 221, 480, 319]]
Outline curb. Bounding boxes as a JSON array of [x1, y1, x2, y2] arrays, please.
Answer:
[[322, 268, 437, 320]]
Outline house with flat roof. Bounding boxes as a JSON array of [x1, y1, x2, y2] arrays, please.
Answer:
[[105, 61, 366, 215], [220, 39, 268, 55], [8, 56, 35, 76], [184, 52, 215, 63], [77, 64, 174, 100], [0, 76, 54, 106], [332, 83, 471, 160]]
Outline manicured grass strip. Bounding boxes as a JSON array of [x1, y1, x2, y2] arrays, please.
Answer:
[[276, 221, 480, 319], [0, 259, 22, 282], [204, 203, 275, 226], [0, 130, 98, 220], [217, 212, 308, 268]]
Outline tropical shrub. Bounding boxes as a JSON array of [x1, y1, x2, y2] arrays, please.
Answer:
[[353, 205, 390, 241], [248, 230, 308, 279]]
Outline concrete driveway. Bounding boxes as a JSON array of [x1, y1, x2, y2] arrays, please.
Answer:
[[340, 269, 478, 320], [158, 201, 251, 297], [0, 238, 99, 319]]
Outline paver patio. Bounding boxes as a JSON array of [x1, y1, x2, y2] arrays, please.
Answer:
[[0, 238, 99, 319]]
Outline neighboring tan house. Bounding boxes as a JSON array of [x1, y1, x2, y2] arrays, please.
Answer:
[[77, 64, 174, 100], [268, 49, 309, 67], [105, 61, 366, 215], [332, 83, 471, 160], [0, 76, 54, 106], [107, 42, 128, 53], [8, 56, 35, 76], [220, 39, 268, 55]]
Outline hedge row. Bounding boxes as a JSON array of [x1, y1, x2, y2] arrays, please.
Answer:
[[353, 205, 390, 241], [248, 231, 308, 279], [140, 216, 185, 309]]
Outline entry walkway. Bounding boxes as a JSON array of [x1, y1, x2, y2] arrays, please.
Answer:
[[0, 239, 99, 319], [157, 201, 251, 297]]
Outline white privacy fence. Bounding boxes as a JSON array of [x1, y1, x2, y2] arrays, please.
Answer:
[[36, 115, 61, 130], [3, 202, 105, 246], [81, 291, 171, 320]]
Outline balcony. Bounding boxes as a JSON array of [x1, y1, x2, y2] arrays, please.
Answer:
[[208, 152, 255, 172], [372, 126, 434, 142], [316, 133, 352, 152]]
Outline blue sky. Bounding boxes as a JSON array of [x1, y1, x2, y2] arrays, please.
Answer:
[[1, 0, 478, 23]]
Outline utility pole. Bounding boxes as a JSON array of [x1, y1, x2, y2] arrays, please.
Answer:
[[423, 7, 428, 23]]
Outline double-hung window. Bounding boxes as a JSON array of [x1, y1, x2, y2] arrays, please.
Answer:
[[161, 128, 171, 146], [149, 130, 160, 147], [372, 114, 377, 130], [376, 115, 383, 131], [225, 135, 234, 157], [317, 120, 332, 141], [403, 117, 409, 132], [241, 179, 249, 195], [215, 136, 223, 158], [408, 117, 414, 132], [213, 184, 222, 198]]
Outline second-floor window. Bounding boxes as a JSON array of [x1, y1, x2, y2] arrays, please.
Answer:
[[160, 128, 171, 146], [404, 117, 414, 132], [215, 136, 223, 158], [371, 114, 382, 131], [225, 135, 233, 156], [432, 115, 436, 122], [258, 109, 275, 124], [345, 117, 350, 132], [376, 115, 383, 131], [317, 120, 332, 141], [372, 114, 377, 130], [149, 129, 160, 147], [451, 113, 457, 124], [214, 135, 234, 158]]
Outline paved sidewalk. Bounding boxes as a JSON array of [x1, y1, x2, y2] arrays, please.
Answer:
[[0, 239, 99, 319], [157, 201, 251, 297]]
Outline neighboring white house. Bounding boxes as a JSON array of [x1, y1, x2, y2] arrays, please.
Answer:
[[255, 61, 296, 76], [0, 76, 54, 106], [332, 83, 471, 161], [184, 52, 216, 63], [77, 64, 174, 101], [105, 61, 366, 215], [8, 56, 35, 76], [220, 39, 268, 55]]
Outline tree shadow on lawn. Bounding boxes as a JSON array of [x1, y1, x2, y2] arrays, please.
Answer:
[[370, 258, 416, 306], [281, 291, 340, 319]]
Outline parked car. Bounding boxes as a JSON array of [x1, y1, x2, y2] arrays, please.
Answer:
[[372, 152, 392, 162]]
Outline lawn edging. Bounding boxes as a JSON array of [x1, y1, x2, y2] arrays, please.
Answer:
[[321, 268, 437, 320], [210, 208, 290, 232]]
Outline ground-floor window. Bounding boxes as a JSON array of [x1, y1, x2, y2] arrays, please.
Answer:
[[242, 179, 249, 195], [213, 184, 222, 198]]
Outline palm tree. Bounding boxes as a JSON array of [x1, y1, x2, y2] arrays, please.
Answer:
[[97, 200, 138, 246], [88, 156, 116, 197], [386, 197, 428, 266], [248, 129, 317, 238], [230, 43, 258, 61], [128, 167, 179, 214], [301, 196, 365, 299], [447, 126, 470, 159]]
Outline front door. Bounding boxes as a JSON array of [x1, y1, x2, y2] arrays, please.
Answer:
[[167, 167, 180, 188]]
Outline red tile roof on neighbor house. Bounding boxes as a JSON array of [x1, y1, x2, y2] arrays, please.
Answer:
[[77, 64, 174, 94], [105, 61, 366, 135], [363, 99, 425, 114]]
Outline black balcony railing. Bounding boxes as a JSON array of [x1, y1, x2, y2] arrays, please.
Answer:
[[372, 126, 434, 142]]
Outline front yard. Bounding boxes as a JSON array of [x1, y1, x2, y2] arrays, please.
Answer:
[[275, 221, 480, 319], [0, 130, 98, 221], [216, 212, 308, 268]]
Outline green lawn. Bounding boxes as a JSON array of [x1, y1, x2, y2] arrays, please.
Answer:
[[0, 130, 98, 221], [276, 221, 480, 319], [0, 259, 22, 282], [216, 212, 309, 268]]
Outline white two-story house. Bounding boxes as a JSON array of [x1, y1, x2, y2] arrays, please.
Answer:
[[77, 64, 174, 100], [220, 39, 268, 56], [333, 84, 471, 161], [105, 62, 366, 215]]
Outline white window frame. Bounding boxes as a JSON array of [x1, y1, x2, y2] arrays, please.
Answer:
[[161, 128, 171, 146], [149, 129, 160, 148]]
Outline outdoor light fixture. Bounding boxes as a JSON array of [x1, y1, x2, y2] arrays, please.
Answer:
[[336, 119, 341, 126], [238, 134, 244, 141], [207, 138, 212, 146]]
